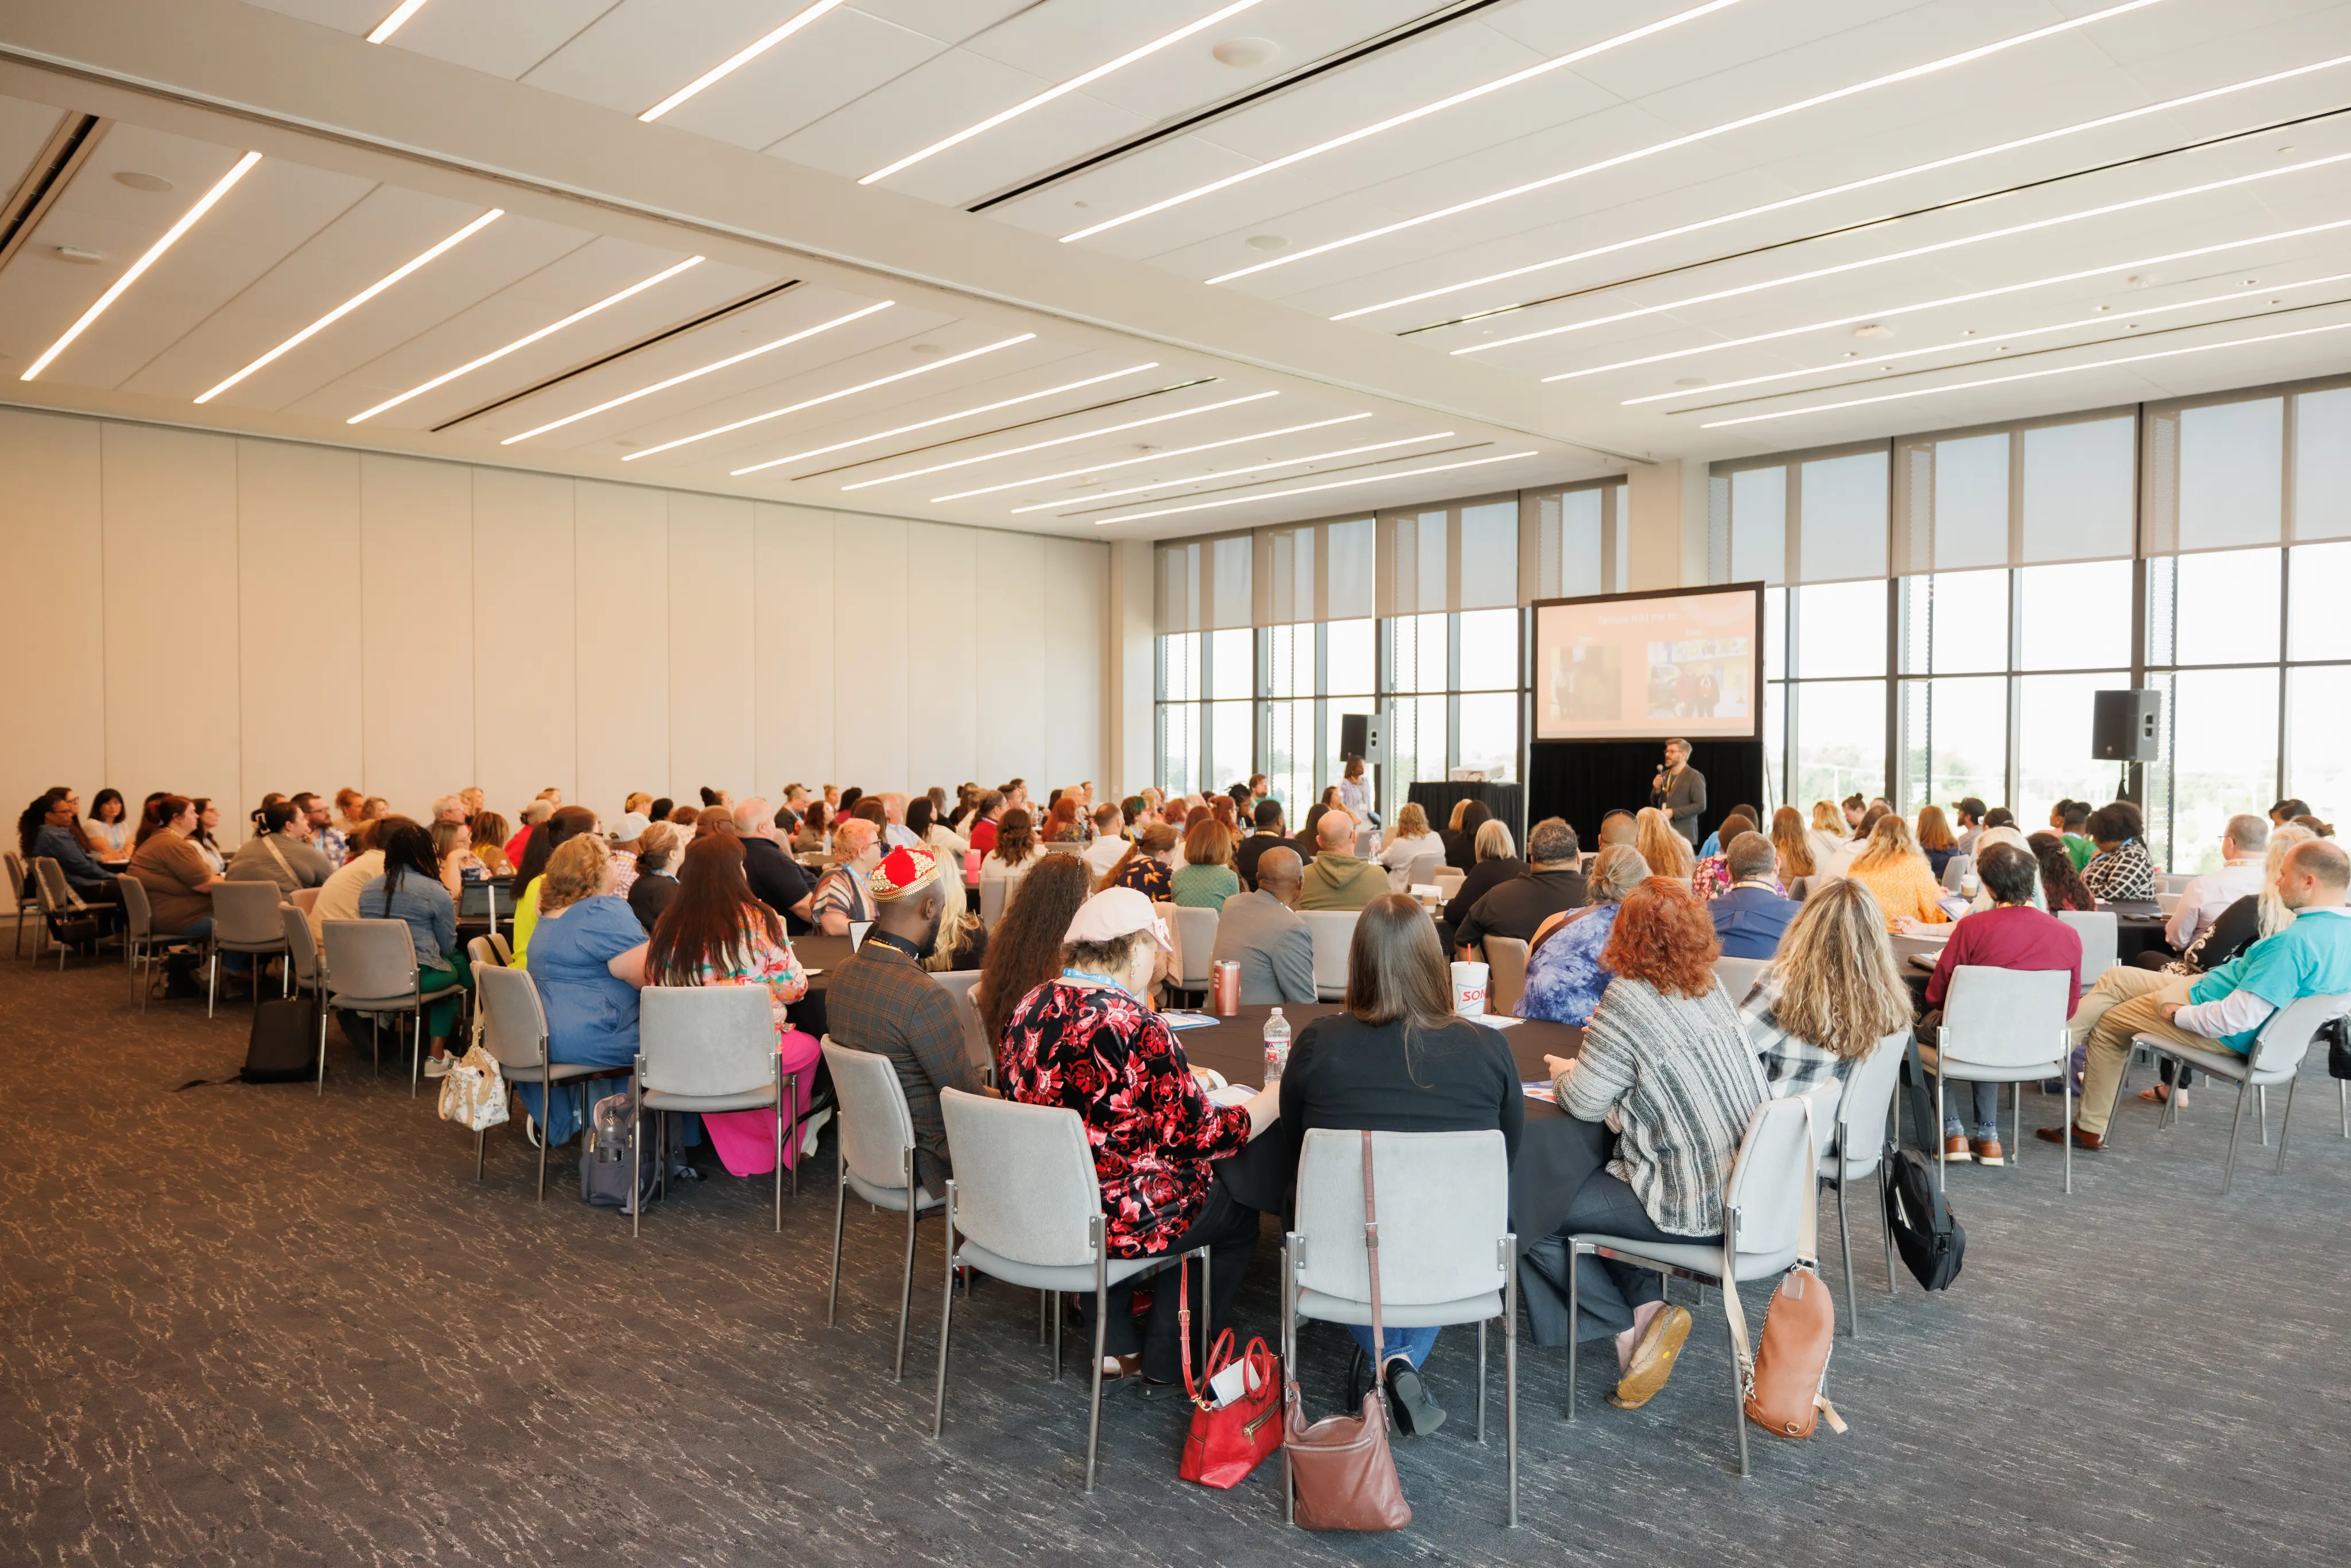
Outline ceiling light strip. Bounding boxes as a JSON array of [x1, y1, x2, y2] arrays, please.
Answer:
[[1095, 451, 1537, 525], [1203, 0, 2165, 285], [1543, 215, 2351, 382], [196, 206, 502, 404], [367, 0, 432, 44], [1061, 0, 1743, 243], [348, 255, 705, 424], [501, 299, 893, 444], [620, 333, 1035, 460], [931, 413, 1371, 502], [641, 0, 851, 122], [1700, 317, 2351, 428], [1462, 149, 2350, 358], [730, 363, 1159, 475], [1335, 53, 2351, 323], [21, 150, 260, 383], [863, 0, 1270, 185], [839, 390, 1278, 490], [1009, 432, 1449, 513], [1624, 271, 2351, 404]]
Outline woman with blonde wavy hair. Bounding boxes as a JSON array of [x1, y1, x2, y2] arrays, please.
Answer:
[[1844, 812, 1949, 929], [1634, 806, 1694, 884], [1736, 879, 1911, 1094], [514, 832, 650, 1146]]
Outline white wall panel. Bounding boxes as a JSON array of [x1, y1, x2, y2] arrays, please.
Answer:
[[471, 467, 575, 814], [832, 513, 908, 793], [0, 408, 105, 821], [100, 422, 240, 820], [1043, 536, 1105, 793], [573, 481, 668, 817], [974, 529, 1045, 788], [238, 440, 361, 818], [360, 453, 472, 817], [753, 503, 835, 796], [905, 520, 977, 794], [666, 491, 755, 802]]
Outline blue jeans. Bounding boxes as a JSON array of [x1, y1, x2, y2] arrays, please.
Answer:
[[1346, 1324, 1440, 1368], [174, 917, 250, 973]]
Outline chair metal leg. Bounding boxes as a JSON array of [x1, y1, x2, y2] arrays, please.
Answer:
[[316, 1002, 329, 1096], [1504, 1251, 1519, 1528], [1477, 1319, 1488, 1445], [827, 1145, 848, 1328], [1934, 1078, 1947, 1191], [895, 1153, 918, 1383], [932, 1185, 957, 1438], [2222, 1080, 2250, 1195], [2258, 1085, 2269, 1146], [1282, 1240, 1297, 1527], [207, 950, 218, 1019], [1051, 1281, 1063, 1379], [2339, 1080, 2347, 1139], [1565, 1240, 1581, 1423], [2062, 1072, 2073, 1194], [475, 1127, 485, 1181], [1085, 1246, 1108, 1493], [535, 1084, 550, 1200], [1834, 1167, 1857, 1338], [2275, 1075, 2299, 1175], [630, 1072, 644, 1239], [784, 1066, 799, 1206], [1879, 1161, 1896, 1294], [1727, 1307, 1749, 1479], [1200, 1248, 1212, 1372]]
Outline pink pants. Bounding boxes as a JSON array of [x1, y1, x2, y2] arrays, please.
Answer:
[[700, 1026, 821, 1177]]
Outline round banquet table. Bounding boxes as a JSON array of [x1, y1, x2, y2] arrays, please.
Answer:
[[782, 933, 857, 1041]]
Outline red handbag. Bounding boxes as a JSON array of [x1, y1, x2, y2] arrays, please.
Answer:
[[1177, 1257, 1283, 1489]]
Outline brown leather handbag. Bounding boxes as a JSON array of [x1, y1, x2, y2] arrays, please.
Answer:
[[1281, 1131, 1411, 1532], [1724, 1099, 1847, 1439]]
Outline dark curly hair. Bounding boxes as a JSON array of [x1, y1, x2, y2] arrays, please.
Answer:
[[976, 854, 1093, 1046]]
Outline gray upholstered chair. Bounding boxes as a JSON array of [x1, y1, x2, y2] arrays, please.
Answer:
[[6, 849, 38, 960], [1939, 853, 1973, 893], [2130, 991, 2350, 1193], [207, 880, 288, 1015], [2057, 910, 2119, 988], [319, 919, 462, 1097], [1918, 965, 2073, 1191], [977, 876, 1008, 931], [1819, 1028, 1910, 1334], [118, 875, 203, 1007], [1169, 906, 1216, 999], [1302, 910, 1358, 1002], [631, 985, 796, 1237], [1433, 866, 1467, 904], [1484, 935, 1529, 1015], [932, 1088, 1196, 1493], [476, 964, 625, 1198], [1713, 956, 1770, 1006], [1284, 1128, 1518, 1527], [1566, 1083, 1836, 1478], [821, 1039, 942, 1381], [1404, 849, 1444, 890], [30, 858, 107, 972]]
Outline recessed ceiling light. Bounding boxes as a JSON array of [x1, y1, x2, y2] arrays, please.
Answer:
[[641, 0, 851, 122], [503, 300, 895, 444], [53, 246, 102, 264], [930, 414, 1372, 503], [1011, 433, 1451, 513], [1066, 0, 1745, 244], [1700, 318, 2351, 429], [1246, 235, 1289, 253], [1479, 152, 2350, 362], [1326, 49, 2346, 323], [1092, 451, 1538, 526], [348, 255, 705, 424], [1212, 36, 1281, 68], [22, 151, 260, 383], [842, 391, 1284, 491], [2096, 304, 2111, 312], [728, 363, 1159, 476], [197, 208, 503, 403], [366, 0, 433, 44], [861, 0, 1268, 184], [1842, 351, 1858, 358], [2243, 278, 2258, 285], [621, 334, 1038, 461], [1208, 0, 2163, 283], [1852, 324, 1890, 339], [2279, 145, 2297, 154], [112, 171, 173, 192], [1549, 214, 2351, 382]]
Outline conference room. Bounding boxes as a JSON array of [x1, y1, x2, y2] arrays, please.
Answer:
[[6, 1, 2350, 1561]]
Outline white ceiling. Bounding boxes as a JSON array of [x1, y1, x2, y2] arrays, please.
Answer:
[[3, 0, 2348, 538]]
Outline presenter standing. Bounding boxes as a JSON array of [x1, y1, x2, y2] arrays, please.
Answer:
[[1650, 738, 1706, 845]]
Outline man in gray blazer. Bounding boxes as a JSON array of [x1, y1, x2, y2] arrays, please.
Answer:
[[1208, 847, 1316, 1005], [1648, 736, 1706, 844]]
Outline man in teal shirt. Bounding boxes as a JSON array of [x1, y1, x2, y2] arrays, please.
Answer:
[[2046, 839, 2351, 1150]]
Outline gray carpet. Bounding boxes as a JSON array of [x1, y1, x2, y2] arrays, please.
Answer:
[[3, 945, 2348, 1567]]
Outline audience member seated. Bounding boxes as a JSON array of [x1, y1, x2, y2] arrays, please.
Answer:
[[1595, 809, 1637, 850], [510, 806, 599, 965], [1844, 813, 1950, 929], [1690, 809, 1758, 899], [642, 835, 819, 1173], [361, 819, 473, 1077], [979, 806, 1046, 903], [1527, 877, 1765, 1406], [1078, 803, 1127, 880], [1517, 844, 1647, 1026], [1737, 879, 1909, 1094], [1279, 895, 1523, 1435], [1375, 803, 1440, 875], [2294, 813, 2335, 839], [1950, 797, 1987, 856], [813, 818, 882, 936], [310, 820, 385, 944], [183, 799, 227, 878], [2166, 814, 2268, 954], [129, 795, 230, 995], [1442, 799, 1491, 874], [997, 888, 1279, 1384], [1917, 841, 2081, 1163], [227, 799, 332, 894], [1039, 794, 1084, 845], [1205, 845, 1315, 1006], [1708, 832, 1800, 958], [506, 800, 550, 867], [1440, 818, 1523, 940], [2028, 832, 2096, 913], [86, 789, 131, 860], [832, 845, 990, 1202], [627, 821, 682, 933], [2080, 801, 2158, 903], [965, 789, 1007, 854], [730, 798, 816, 934], [877, 793, 921, 851], [469, 811, 514, 880], [1456, 818, 1583, 957], [511, 835, 646, 1146], [1229, 799, 1288, 891], [1297, 808, 1387, 911], [1914, 805, 1960, 878], [1768, 805, 1817, 892], [2052, 800, 2094, 871], [1634, 806, 1695, 886], [1170, 817, 1241, 911], [924, 873, 989, 975], [911, 796, 970, 870], [2270, 797, 2311, 828], [2047, 839, 2351, 1151], [790, 804, 828, 856], [975, 854, 1093, 1042], [430, 819, 479, 900], [1100, 822, 1177, 900], [20, 789, 126, 909], [1337, 755, 1376, 827]]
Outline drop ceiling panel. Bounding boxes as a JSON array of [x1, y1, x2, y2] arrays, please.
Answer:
[[0, 92, 65, 188], [379, 0, 617, 81], [521, 0, 899, 124], [645, 9, 946, 154]]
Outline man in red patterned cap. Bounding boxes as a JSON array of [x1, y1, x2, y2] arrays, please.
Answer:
[[825, 844, 987, 1197]]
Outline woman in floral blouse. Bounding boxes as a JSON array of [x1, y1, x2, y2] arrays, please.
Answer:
[[645, 835, 820, 1175], [1518, 844, 1648, 1026], [1690, 809, 1759, 901], [996, 887, 1279, 1385]]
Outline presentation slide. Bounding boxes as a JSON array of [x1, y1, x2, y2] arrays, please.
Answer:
[[1534, 587, 1760, 742]]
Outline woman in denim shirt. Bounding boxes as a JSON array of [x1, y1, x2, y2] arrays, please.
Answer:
[[1517, 844, 1648, 1026]]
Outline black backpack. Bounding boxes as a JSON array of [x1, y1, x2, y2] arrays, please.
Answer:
[[239, 996, 320, 1084], [2323, 1016, 2351, 1081], [1881, 1143, 1965, 1291]]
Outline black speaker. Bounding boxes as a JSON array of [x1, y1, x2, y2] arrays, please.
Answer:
[[1340, 711, 1387, 767], [2092, 689, 2162, 761]]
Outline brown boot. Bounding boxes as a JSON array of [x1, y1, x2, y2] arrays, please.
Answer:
[[2034, 1122, 2106, 1151], [1942, 1134, 1974, 1163], [1970, 1137, 2005, 1166]]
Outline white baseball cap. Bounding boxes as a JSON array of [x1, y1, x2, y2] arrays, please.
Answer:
[[1062, 887, 1172, 951]]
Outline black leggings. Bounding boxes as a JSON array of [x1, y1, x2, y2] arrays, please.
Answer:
[[1099, 1170, 1259, 1382]]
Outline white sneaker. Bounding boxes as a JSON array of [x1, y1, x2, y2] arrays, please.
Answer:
[[423, 1055, 453, 1080], [521, 1111, 541, 1148], [800, 1105, 832, 1160]]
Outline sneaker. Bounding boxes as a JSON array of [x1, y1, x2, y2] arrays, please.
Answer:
[[1384, 1361, 1446, 1437], [799, 1104, 832, 1161], [2035, 1122, 2107, 1151], [1610, 1304, 1693, 1410], [1970, 1137, 2005, 1166], [521, 1112, 541, 1149], [1942, 1134, 1974, 1163], [422, 1055, 453, 1080]]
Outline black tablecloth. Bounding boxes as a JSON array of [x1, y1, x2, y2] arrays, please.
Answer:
[[1406, 781, 1524, 836], [783, 933, 857, 1042]]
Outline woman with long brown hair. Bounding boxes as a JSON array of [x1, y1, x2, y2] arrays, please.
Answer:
[[976, 853, 1095, 1046], [644, 835, 819, 1172], [1170, 816, 1239, 910], [1914, 804, 1960, 878], [1634, 806, 1694, 884], [1770, 805, 1817, 888]]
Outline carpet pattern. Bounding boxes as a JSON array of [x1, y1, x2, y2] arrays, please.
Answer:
[[2, 945, 2348, 1567]]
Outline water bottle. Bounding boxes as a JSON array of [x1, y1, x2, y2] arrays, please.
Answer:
[[1262, 1007, 1292, 1088]]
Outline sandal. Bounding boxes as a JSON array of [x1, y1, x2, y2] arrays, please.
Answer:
[[2137, 1084, 2187, 1107]]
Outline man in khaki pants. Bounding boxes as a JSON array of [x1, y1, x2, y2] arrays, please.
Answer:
[[2046, 839, 2351, 1150]]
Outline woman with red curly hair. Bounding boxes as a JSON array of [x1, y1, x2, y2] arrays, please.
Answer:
[[1527, 876, 1767, 1413]]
